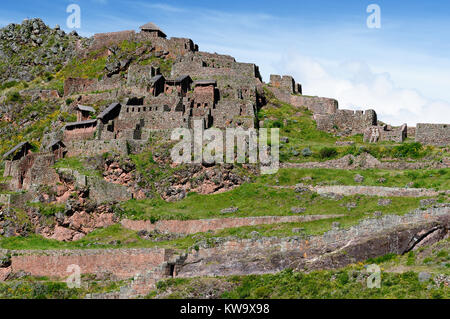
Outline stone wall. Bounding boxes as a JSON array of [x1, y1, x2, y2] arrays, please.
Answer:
[[64, 124, 97, 143], [269, 74, 303, 95], [3, 153, 58, 191], [176, 206, 449, 278], [415, 123, 450, 146], [363, 124, 407, 143], [9, 248, 172, 279], [91, 30, 136, 51], [315, 109, 377, 135], [268, 86, 338, 115], [407, 126, 416, 138], [314, 185, 441, 197], [64, 78, 99, 96], [20, 89, 60, 100], [121, 215, 339, 235], [65, 139, 130, 157]]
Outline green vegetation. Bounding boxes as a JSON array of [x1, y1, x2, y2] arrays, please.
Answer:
[[53, 157, 102, 177], [259, 89, 442, 163], [148, 240, 449, 299], [258, 167, 450, 190], [27, 203, 65, 217], [0, 275, 128, 299], [59, 53, 107, 80], [120, 183, 423, 221], [148, 268, 448, 299], [0, 187, 425, 251]]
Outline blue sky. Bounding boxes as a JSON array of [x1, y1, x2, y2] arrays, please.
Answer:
[[1, 0, 450, 125]]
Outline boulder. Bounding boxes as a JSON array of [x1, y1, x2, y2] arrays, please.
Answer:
[[220, 207, 239, 214], [354, 174, 365, 183]]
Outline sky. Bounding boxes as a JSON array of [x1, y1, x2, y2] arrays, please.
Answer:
[[1, 0, 449, 126]]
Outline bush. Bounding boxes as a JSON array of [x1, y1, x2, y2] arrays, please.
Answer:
[[391, 142, 423, 159], [318, 147, 337, 159], [301, 147, 312, 157], [6, 91, 22, 103], [0, 80, 18, 90]]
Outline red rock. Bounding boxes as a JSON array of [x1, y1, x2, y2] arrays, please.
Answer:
[[0, 267, 11, 281]]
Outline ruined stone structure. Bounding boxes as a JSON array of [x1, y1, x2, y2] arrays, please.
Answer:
[[75, 105, 95, 122], [57, 23, 264, 158], [314, 109, 377, 135], [415, 123, 450, 146], [3, 142, 59, 191], [363, 124, 407, 143], [3, 22, 448, 195], [269, 74, 378, 136]]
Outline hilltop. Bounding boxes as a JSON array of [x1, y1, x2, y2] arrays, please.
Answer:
[[0, 18, 448, 299]]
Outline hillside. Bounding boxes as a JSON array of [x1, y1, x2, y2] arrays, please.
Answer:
[[0, 18, 448, 299]]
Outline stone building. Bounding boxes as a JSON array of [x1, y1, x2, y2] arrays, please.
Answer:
[[164, 75, 192, 96], [139, 22, 167, 38], [192, 80, 217, 112], [3, 142, 58, 191], [75, 105, 95, 122], [63, 120, 98, 142], [48, 140, 66, 160], [149, 75, 165, 96]]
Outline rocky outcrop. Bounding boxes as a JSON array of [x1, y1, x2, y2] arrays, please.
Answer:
[[0, 18, 82, 83], [176, 205, 449, 278]]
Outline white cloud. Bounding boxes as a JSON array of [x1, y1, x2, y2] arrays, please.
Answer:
[[130, 2, 186, 13], [281, 53, 450, 126]]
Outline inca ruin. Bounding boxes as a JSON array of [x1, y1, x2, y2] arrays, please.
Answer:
[[0, 12, 448, 302]]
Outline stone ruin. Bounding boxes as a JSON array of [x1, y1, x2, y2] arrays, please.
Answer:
[[268, 74, 381, 136], [363, 124, 407, 143], [415, 123, 450, 146], [2, 22, 449, 193], [2, 142, 60, 191]]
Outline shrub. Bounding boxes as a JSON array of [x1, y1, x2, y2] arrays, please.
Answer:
[[0, 80, 18, 90], [6, 91, 22, 103], [301, 147, 312, 157], [391, 142, 423, 159], [318, 147, 337, 159]]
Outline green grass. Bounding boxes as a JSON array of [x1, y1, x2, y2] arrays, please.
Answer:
[[148, 267, 449, 299], [0, 189, 423, 251], [53, 157, 102, 177], [119, 180, 424, 221], [258, 89, 444, 163], [258, 167, 450, 190], [148, 240, 449, 299], [59, 51, 107, 80], [0, 275, 129, 299]]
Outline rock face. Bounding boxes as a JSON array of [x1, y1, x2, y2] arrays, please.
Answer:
[[0, 18, 81, 83], [175, 206, 449, 278]]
